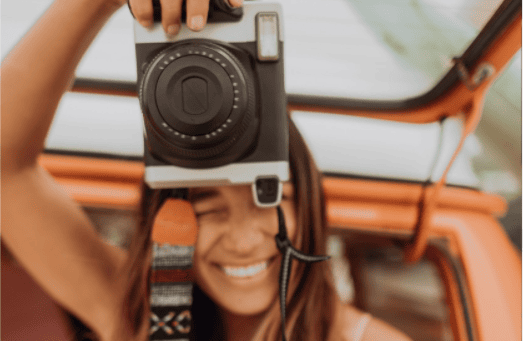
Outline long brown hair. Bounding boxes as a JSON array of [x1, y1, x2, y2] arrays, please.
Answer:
[[116, 118, 338, 340]]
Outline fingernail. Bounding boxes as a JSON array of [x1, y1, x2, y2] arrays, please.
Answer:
[[167, 24, 180, 37], [190, 15, 205, 31], [141, 19, 153, 28], [231, 0, 243, 7]]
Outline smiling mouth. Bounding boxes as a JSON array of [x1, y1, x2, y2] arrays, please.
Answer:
[[220, 258, 275, 278]]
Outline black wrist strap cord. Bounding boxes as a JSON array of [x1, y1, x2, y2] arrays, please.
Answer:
[[274, 206, 330, 341]]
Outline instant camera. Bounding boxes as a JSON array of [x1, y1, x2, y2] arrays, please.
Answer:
[[134, 0, 288, 207]]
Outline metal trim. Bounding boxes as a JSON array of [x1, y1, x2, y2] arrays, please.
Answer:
[[429, 241, 477, 341]]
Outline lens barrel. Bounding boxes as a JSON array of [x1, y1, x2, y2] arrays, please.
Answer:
[[140, 41, 256, 165]]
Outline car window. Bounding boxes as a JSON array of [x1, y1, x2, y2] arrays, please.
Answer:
[[2, 0, 505, 100]]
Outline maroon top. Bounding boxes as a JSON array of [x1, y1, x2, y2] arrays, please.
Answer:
[[2, 242, 74, 341]]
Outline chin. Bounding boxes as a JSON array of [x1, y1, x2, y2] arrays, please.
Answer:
[[194, 256, 280, 316], [215, 288, 277, 315]]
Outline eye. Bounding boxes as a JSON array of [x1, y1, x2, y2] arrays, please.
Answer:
[[195, 208, 228, 219]]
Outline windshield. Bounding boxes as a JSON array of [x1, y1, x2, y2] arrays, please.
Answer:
[[281, 0, 505, 99], [2, 0, 506, 100]]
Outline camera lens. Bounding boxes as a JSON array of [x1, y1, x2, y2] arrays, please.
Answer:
[[155, 55, 232, 136], [140, 41, 256, 166]]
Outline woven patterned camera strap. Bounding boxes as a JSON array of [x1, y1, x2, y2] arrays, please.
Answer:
[[274, 206, 330, 341], [150, 199, 198, 341]]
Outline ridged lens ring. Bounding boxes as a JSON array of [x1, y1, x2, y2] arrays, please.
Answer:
[[139, 41, 256, 161]]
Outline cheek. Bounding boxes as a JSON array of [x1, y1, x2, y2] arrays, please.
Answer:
[[195, 212, 229, 248], [195, 225, 214, 256], [193, 223, 217, 274], [192, 226, 213, 292], [281, 201, 298, 244]]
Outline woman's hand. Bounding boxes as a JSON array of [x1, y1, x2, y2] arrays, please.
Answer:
[[129, 0, 243, 36]]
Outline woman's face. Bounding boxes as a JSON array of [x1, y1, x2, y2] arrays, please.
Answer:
[[190, 182, 297, 315]]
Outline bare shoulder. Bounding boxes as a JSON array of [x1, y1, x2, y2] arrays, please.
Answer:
[[333, 303, 412, 341], [360, 314, 412, 341]]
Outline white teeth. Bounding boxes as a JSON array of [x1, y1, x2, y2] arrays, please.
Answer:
[[222, 261, 268, 278]]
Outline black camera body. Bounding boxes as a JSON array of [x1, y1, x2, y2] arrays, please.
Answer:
[[134, 1, 288, 207]]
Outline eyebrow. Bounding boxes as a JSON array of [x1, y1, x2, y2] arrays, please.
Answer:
[[189, 189, 221, 203]]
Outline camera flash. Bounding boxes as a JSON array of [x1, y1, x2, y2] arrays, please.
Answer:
[[256, 13, 279, 61]]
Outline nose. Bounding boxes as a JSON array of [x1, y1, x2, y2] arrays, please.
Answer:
[[222, 206, 275, 255]]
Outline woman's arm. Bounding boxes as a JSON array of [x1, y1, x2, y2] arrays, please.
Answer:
[[2, 1, 129, 339], [2, 0, 124, 172], [2, 0, 217, 166]]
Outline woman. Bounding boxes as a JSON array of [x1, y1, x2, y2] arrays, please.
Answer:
[[2, 0, 411, 340]]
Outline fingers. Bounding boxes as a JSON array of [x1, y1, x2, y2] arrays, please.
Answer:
[[159, 0, 183, 36], [131, 0, 244, 36], [186, 0, 210, 32], [129, 0, 154, 28], [227, 0, 243, 8]]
